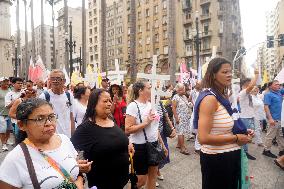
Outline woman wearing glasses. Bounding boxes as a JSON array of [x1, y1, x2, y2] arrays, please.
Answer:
[[9, 88, 37, 144], [0, 98, 89, 189]]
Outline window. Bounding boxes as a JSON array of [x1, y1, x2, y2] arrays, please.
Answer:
[[154, 5, 158, 14], [203, 22, 209, 34], [94, 9, 97, 15], [154, 34, 159, 42], [163, 46, 168, 54], [155, 48, 159, 55], [138, 25, 142, 32], [94, 27, 97, 33], [163, 1, 167, 9], [163, 30, 168, 39], [89, 29, 93, 35], [162, 16, 167, 25], [94, 18, 97, 24], [89, 38, 93, 44], [89, 47, 93, 52], [146, 36, 151, 44], [89, 11, 92, 17], [89, 20, 92, 26], [146, 22, 150, 30], [202, 6, 210, 16], [146, 8, 150, 17], [203, 38, 210, 50], [138, 11, 141, 20], [154, 20, 159, 28]]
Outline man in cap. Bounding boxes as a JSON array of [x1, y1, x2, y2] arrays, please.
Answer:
[[101, 77, 110, 90]]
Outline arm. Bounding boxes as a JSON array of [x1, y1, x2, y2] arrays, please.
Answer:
[[198, 96, 238, 146], [171, 100, 179, 123], [0, 181, 19, 189], [125, 115, 151, 134], [70, 112, 75, 135], [74, 175, 84, 189], [264, 105, 275, 126], [245, 70, 259, 93], [8, 99, 21, 119]]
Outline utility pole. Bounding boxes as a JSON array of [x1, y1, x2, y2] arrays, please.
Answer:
[[82, 0, 86, 76], [129, 0, 137, 83], [100, 0, 107, 72], [195, 11, 200, 71], [66, 21, 76, 78], [41, 0, 45, 66], [168, 0, 177, 85], [16, 0, 21, 77]]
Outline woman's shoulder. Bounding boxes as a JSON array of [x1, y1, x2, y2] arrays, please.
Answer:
[[199, 95, 218, 110], [1, 145, 25, 164]]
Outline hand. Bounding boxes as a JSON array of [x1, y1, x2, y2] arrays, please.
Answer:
[[128, 143, 135, 156], [268, 119, 276, 126], [169, 128, 176, 138], [236, 134, 252, 146], [247, 129, 255, 138], [145, 110, 156, 125], [175, 117, 180, 125], [77, 159, 93, 173], [163, 147, 168, 157], [113, 94, 119, 102]]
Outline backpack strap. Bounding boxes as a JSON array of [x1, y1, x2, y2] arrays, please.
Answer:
[[43, 91, 50, 103], [65, 91, 72, 106], [19, 143, 41, 189]]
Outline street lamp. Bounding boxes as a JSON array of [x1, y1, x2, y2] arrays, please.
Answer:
[[65, 21, 76, 78], [195, 11, 200, 70]]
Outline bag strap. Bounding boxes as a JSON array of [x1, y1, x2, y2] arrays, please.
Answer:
[[43, 90, 50, 102], [134, 101, 148, 142], [23, 139, 74, 183], [65, 91, 72, 106], [19, 143, 41, 189]]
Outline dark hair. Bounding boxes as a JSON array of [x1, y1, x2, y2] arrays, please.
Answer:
[[240, 78, 251, 88], [74, 86, 88, 100], [83, 89, 108, 123], [12, 77, 23, 84], [202, 57, 231, 95], [16, 98, 52, 121], [26, 80, 33, 84], [109, 84, 123, 100], [131, 80, 147, 101], [267, 81, 273, 88]]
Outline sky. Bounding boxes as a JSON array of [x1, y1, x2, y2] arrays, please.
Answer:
[[10, 0, 281, 72]]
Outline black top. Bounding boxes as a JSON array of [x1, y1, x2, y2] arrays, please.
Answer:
[[71, 120, 129, 189]]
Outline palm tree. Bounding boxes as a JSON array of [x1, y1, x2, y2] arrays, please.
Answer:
[[30, 0, 36, 62], [41, 0, 45, 65], [82, 0, 86, 76], [15, 0, 21, 77], [100, 0, 107, 73], [23, 0, 29, 79]]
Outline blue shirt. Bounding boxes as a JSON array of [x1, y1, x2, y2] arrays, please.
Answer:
[[264, 89, 284, 120]]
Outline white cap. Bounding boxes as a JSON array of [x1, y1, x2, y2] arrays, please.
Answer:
[[0, 77, 9, 82]]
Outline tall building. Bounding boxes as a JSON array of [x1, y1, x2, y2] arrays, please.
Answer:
[[20, 25, 57, 71], [183, 0, 243, 70], [0, 0, 13, 77], [57, 7, 86, 71], [87, 0, 243, 78], [275, 0, 284, 71]]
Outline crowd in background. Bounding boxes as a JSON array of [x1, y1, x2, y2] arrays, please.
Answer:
[[0, 56, 283, 189]]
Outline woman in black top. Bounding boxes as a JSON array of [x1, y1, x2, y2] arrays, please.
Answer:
[[71, 89, 133, 189]]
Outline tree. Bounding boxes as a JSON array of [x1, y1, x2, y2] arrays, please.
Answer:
[[23, 0, 28, 79], [129, 0, 137, 83]]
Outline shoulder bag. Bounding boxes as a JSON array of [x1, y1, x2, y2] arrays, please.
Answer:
[[134, 102, 166, 166]]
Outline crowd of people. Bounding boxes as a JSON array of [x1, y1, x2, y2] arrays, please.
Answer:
[[0, 56, 283, 188]]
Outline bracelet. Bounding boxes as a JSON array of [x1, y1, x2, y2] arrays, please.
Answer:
[[235, 134, 238, 143]]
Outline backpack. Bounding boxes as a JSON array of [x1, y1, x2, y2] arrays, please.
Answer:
[[43, 91, 72, 106]]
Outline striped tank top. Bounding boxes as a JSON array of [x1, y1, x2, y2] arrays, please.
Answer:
[[201, 102, 240, 154]]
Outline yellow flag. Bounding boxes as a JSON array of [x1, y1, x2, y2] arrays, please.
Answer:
[[262, 69, 269, 86]]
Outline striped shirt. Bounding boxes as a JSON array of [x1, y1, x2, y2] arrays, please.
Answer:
[[201, 103, 240, 154]]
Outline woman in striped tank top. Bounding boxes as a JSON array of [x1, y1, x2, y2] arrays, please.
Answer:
[[197, 57, 253, 189]]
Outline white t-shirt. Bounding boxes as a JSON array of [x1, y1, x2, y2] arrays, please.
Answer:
[[126, 101, 159, 144], [73, 99, 87, 128], [0, 134, 79, 189], [252, 95, 266, 121], [39, 90, 74, 138], [5, 90, 22, 124], [239, 89, 254, 118]]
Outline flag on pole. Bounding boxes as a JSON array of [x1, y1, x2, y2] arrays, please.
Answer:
[[32, 55, 46, 82], [28, 57, 35, 80], [63, 67, 70, 86]]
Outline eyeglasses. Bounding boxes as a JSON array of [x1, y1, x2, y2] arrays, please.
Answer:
[[50, 77, 64, 82], [26, 113, 57, 126]]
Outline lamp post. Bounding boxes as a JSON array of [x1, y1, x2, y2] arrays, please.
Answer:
[[14, 44, 18, 77], [195, 11, 200, 70], [65, 21, 76, 78]]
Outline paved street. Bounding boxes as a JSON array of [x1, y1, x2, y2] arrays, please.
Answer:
[[1, 135, 284, 189]]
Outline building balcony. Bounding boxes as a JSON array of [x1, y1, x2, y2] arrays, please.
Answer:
[[184, 35, 193, 41], [200, 0, 211, 6], [201, 30, 212, 38], [201, 48, 212, 55], [200, 13, 211, 21], [185, 50, 193, 56], [184, 17, 193, 25], [182, 1, 191, 12]]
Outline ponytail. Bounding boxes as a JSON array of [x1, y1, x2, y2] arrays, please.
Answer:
[[126, 84, 134, 105]]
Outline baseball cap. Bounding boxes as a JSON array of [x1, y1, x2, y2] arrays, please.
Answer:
[[0, 77, 9, 82]]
